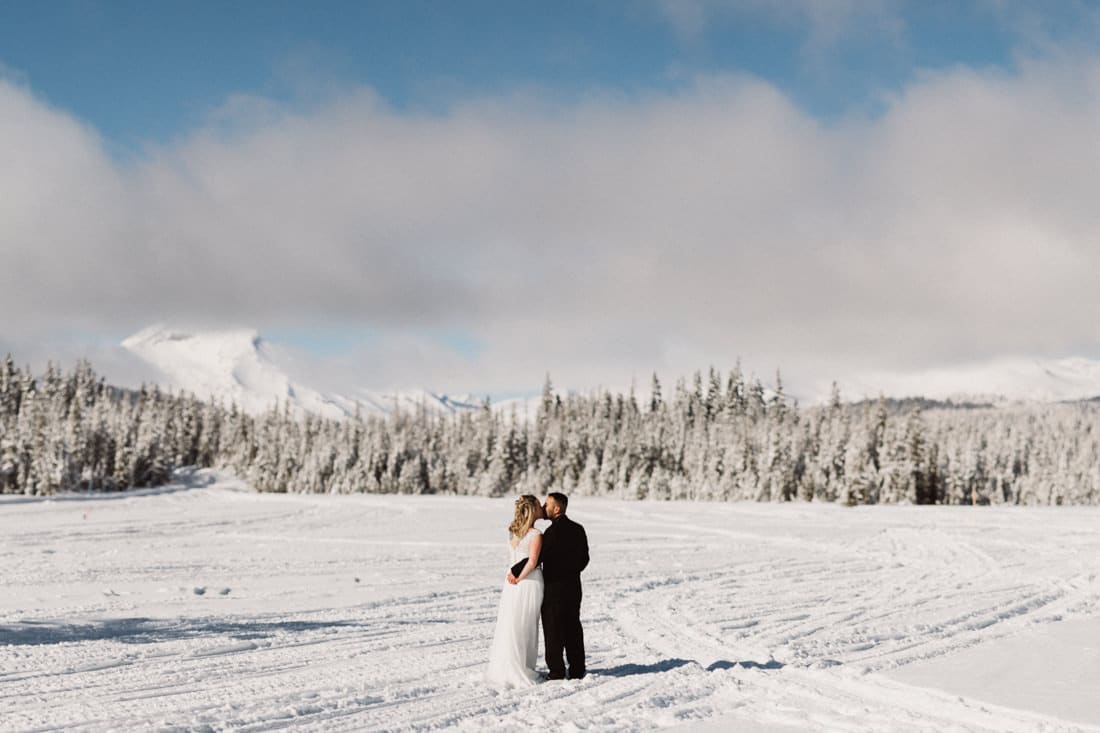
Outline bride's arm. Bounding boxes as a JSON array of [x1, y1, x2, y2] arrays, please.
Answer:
[[513, 533, 543, 583]]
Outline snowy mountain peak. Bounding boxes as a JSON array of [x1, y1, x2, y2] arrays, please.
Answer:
[[121, 325, 352, 418], [120, 326, 501, 419], [122, 325, 265, 364]]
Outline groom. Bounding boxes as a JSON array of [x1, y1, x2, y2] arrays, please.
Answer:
[[539, 492, 589, 680]]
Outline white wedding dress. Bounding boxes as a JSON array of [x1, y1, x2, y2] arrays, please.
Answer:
[[485, 527, 544, 688]]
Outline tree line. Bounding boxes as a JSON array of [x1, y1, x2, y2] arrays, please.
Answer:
[[1, 356, 1098, 504]]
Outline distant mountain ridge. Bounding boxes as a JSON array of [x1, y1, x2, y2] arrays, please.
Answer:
[[121, 326, 498, 419], [833, 356, 1100, 406], [122, 326, 1100, 418]]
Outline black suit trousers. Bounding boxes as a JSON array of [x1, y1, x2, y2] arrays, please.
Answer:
[[542, 581, 585, 679]]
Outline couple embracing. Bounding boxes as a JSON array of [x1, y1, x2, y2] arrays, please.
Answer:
[[485, 492, 589, 687]]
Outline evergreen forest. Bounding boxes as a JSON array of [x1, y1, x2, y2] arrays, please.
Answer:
[[1, 356, 1098, 505]]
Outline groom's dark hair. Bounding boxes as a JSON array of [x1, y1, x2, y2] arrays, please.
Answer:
[[548, 492, 568, 511]]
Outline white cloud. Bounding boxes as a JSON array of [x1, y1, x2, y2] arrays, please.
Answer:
[[4, 57, 1100, 399]]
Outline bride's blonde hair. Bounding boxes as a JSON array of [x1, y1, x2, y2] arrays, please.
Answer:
[[508, 494, 540, 538]]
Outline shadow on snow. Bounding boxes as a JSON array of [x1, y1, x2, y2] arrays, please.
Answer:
[[593, 657, 784, 677], [0, 617, 364, 646]]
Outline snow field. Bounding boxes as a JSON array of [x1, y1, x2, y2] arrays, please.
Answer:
[[2, 472, 1099, 731]]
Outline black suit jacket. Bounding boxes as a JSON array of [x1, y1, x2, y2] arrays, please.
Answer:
[[541, 515, 589, 601]]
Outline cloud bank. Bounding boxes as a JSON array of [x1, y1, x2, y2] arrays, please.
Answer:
[[3, 56, 1100, 398]]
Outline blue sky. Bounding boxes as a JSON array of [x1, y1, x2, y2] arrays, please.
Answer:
[[4, 2, 1100, 399], [2, 1, 1075, 150]]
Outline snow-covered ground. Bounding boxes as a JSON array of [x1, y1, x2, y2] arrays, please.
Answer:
[[3, 473, 1099, 732]]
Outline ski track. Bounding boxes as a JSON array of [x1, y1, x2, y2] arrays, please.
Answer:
[[2, 477, 1099, 732]]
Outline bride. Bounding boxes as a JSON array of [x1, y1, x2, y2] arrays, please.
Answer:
[[485, 494, 545, 687]]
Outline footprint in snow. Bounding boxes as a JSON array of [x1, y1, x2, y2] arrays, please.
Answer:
[[193, 586, 206, 595], [219, 587, 231, 595]]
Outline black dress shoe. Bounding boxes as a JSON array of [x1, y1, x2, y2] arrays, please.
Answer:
[[546, 673, 566, 680], [567, 670, 586, 680]]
